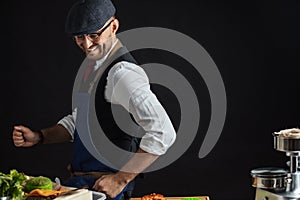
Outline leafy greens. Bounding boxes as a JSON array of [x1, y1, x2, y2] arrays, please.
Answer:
[[0, 169, 25, 200]]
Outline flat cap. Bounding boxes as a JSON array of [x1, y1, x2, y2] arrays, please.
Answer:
[[65, 0, 116, 35]]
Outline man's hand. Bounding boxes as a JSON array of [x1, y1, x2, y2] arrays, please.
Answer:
[[92, 148, 159, 198], [93, 173, 128, 198], [12, 125, 40, 147]]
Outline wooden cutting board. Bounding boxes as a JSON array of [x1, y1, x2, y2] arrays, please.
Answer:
[[131, 196, 210, 200]]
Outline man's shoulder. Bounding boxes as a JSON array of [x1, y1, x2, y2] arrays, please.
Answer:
[[108, 61, 142, 76]]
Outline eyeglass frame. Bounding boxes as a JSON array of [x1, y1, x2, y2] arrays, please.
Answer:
[[73, 19, 115, 42]]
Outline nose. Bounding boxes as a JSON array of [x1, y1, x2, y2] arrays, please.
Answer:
[[81, 36, 94, 49]]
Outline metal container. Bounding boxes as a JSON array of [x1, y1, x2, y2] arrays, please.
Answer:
[[273, 128, 300, 152], [251, 167, 288, 190]]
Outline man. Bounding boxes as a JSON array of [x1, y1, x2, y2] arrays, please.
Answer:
[[12, 0, 176, 199]]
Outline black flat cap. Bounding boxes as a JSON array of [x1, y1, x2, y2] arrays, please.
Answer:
[[65, 0, 116, 35]]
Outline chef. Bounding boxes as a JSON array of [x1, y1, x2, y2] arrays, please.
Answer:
[[12, 0, 176, 200]]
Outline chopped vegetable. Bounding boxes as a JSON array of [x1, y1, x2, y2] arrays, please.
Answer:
[[0, 169, 25, 200]]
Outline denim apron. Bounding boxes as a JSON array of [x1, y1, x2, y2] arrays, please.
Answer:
[[64, 42, 132, 200], [64, 92, 128, 200]]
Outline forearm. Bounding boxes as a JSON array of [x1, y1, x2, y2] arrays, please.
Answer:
[[115, 148, 159, 184], [40, 124, 72, 144]]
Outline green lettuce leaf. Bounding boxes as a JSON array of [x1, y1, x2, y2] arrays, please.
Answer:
[[0, 169, 25, 200]]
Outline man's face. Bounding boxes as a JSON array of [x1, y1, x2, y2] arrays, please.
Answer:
[[74, 18, 118, 60]]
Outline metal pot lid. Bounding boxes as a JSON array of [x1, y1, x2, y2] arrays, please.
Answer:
[[251, 167, 288, 178]]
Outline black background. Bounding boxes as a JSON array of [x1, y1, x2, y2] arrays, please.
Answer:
[[1, 0, 300, 199]]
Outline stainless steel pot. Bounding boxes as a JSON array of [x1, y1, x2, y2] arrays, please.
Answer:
[[251, 167, 288, 190], [273, 128, 300, 152]]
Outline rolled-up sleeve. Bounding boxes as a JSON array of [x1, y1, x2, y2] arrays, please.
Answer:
[[105, 61, 176, 155], [57, 108, 77, 140]]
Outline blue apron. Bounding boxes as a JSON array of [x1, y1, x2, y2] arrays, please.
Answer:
[[64, 44, 139, 199], [64, 92, 129, 200]]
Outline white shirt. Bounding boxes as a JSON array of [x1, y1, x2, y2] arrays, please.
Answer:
[[58, 40, 176, 155]]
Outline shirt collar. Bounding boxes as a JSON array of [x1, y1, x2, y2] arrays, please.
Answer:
[[94, 39, 119, 71]]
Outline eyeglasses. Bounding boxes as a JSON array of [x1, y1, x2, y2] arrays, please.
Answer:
[[73, 19, 114, 42]]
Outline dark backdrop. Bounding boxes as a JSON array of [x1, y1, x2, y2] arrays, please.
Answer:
[[1, 0, 300, 199]]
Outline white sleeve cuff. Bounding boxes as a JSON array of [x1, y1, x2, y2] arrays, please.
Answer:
[[57, 108, 77, 140], [139, 130, 176, 155]]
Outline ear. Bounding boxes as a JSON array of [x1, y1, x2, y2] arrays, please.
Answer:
[[111, 18, 119, 34]]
